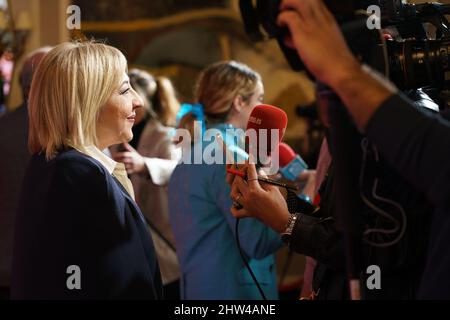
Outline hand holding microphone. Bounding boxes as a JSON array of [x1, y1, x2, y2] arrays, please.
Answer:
[[230, 157, 291, 233], [229, 104, 292, 232]]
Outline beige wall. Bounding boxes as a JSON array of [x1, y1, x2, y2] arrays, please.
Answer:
[[7, 0, 70, 110]]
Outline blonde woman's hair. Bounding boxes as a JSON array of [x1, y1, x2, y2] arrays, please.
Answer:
[[28, 41, 127, 159], [128, 68, 180, 127]]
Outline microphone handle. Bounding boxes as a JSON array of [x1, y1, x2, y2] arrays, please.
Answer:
[[257, 177, 298, 191]]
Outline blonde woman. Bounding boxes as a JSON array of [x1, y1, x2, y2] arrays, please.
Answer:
[[11, 41, 163, 299], [110, 69, 182, 299]]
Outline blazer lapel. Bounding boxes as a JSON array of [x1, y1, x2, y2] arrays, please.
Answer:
[[111, 175, 147, 225]]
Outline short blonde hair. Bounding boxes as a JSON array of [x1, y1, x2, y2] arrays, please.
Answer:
[[28, 41, 127, 159]]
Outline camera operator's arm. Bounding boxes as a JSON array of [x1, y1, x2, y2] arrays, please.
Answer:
[[278, 0, 396, 130]]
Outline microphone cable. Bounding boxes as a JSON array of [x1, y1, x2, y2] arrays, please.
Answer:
[[144, 216, 177, 253], [359, 138, 407, 247], [235, 218, 267, 300]]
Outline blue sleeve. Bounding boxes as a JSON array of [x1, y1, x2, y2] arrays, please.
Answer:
[[366, 93, 450, 207], [209, 164, 283, 259]]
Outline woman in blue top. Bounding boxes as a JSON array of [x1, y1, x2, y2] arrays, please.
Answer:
[[168, 61, 283, 300]]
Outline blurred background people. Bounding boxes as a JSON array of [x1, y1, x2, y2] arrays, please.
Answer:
[[12, 41, 162, 299], [110, 68, 182, 299], [0, 47, 52, 300], [169, 61, 283, 300]]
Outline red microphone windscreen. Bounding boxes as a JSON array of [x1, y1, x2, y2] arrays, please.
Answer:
[[279, 142, 296, 168], [246, 104, 288, 157]]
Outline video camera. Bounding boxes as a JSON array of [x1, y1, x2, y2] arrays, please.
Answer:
[[240, 0, 450, 94]]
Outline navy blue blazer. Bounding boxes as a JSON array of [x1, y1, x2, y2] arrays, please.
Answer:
[[11, 149, 163, 299]]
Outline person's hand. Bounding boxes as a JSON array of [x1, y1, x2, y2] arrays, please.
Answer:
[[226, 163, 238, 186], [111, 143, 146, 175], [278, 0, 396, 129], [225, 163, 247, 186], [226, 162, 288, 199], [277, 0, 361, 88], [229, 160, 291, 233]]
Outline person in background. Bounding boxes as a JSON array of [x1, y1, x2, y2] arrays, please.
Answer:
[[168, 61, 283, 300], [110, 68, 182, 299], [0, 47, 52, 300], [12, 41, 162, 299], [0, 53, 14, 115]]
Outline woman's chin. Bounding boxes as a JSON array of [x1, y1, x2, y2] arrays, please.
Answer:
[[125, 131, 134, 142], [117, 128, 134, 144]]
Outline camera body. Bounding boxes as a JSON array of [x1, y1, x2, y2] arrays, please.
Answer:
[[239, 0, 450, 93]]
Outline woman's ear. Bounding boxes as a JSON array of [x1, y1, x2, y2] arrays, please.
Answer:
[[232, 95, 244, 113]]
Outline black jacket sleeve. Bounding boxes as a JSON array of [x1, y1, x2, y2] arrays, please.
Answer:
[[366, 93, 450, 207], [285, 190, 345, 270]]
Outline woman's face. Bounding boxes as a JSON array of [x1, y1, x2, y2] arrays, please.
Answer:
[[97, 72, 142, 149]]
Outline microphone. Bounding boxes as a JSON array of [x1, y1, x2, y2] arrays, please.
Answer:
[[278, 142, 314, 206], [278, 142, 309, 181], [245, 104, 287, 170]]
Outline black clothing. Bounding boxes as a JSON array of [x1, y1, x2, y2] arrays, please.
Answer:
[[367, 93, 450, 299], [285, 93, 437, 299], [12, 149, 163, 299]]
